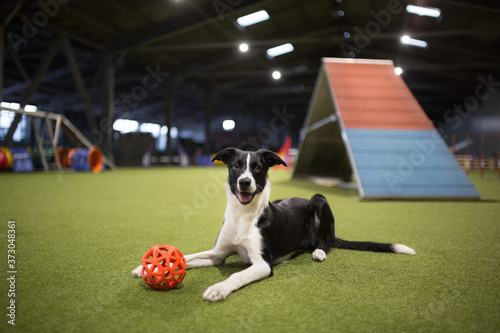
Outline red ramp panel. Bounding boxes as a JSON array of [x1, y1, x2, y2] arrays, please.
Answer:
[[294, 58, 479, 199], [325, 59, 434, 130]]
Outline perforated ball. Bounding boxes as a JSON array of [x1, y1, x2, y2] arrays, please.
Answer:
[[141, 244, 186, 290]]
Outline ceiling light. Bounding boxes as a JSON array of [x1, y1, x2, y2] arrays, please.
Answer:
[[1, 102, 20, 110], [113, 119, 139, 134], [400, 35, 428, 48], [395, 67, 403, 75], [272, 71, 281, 80], [170, 127, 178, 139], [406, 5, 441, 18], [239, 43, 249, 52], [222, 120, 235, 131], [139, 123, 161, 137], [267, 43, 294, 58], [400, 35, 411, 44], [24, 105, 37, 112], [237, 10, 269, 27]]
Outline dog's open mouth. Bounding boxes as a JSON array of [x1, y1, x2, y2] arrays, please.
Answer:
[[237, 191, 255, 205]]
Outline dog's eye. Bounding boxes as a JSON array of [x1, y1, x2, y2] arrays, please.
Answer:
[[232, 163, 240, 170], [254, 165, 262, 173]]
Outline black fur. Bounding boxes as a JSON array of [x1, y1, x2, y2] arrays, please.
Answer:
[[140, 148, 414, 302], [213, 148, 286, 205], [214, 148, 403, 270]]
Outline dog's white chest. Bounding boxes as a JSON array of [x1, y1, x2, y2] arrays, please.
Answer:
[[219, 214, 263, 264]]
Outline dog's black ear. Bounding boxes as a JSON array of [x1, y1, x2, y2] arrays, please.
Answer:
[[257, 149, 287, 167], [212, 147, 239, 165]]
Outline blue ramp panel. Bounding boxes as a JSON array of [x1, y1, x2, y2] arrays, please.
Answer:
[[344, 129, 480, 199], [294, 58, 480, 199]]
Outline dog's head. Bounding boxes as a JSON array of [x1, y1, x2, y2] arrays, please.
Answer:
[[212, 148, 287, 205]]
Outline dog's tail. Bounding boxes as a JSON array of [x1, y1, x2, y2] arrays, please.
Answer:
[[333, 238, 416, 254], [307, 194, 415, 255]]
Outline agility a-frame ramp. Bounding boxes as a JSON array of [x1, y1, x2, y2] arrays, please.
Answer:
[[293, 58, 480, 199]]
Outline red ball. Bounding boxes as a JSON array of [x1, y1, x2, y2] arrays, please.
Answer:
[[141, 244, 186, 290]]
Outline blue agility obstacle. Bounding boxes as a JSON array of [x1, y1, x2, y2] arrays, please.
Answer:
[[294, 58, 480, 199]]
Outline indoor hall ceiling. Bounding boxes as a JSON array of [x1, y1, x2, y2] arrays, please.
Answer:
[[2, 0, 500, 137]]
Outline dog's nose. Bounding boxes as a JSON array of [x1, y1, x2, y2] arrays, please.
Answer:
[[238, 177, 252, 190]]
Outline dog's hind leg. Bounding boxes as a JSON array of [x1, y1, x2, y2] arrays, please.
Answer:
[[185, 248, 232, 269], [308, 194, 335, 262]]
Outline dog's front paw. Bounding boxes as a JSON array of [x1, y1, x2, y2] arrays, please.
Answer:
[[312, 249, 326, 262], [131, 265, 143, 277], [203, 282, 230, 302]]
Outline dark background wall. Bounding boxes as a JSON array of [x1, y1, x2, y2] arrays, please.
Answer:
[[437, 88, 500, 158]]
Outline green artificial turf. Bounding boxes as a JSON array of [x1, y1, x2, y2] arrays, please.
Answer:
[[1, 167, 499, 332]]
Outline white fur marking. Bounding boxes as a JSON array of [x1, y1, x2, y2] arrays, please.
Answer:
[[237, 153, 256, 193], [392, 244, 416, 255], [203, 262, 271, 302], [312, 249, 326, 262], [132, 265, 142, 277], [181, 176, 272, 301], [314, 213, 320, 228], [133, 164, 275, 301]]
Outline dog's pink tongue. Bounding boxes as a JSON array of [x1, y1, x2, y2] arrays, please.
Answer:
[[238, 192, 252, 203]]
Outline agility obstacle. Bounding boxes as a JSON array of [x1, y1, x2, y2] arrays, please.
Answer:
[[294, 58, 480, 199], [0, 105, 115, 172]]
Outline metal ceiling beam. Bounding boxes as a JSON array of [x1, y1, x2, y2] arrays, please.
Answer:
[[431, 0, 500, 15], [164, 77, 182, 157], [0, 3, 22, 103], [61, 37, 98, 132], [363, 48, 485, 83], [403, 62, 500, 71], [414, 95, 465, 103], [378, 28, 500, 40], [45, 24, 107, 52], [7, 42, 30, 83], [113, 0, 270, 52], [0, 27, 4, 103], [3, 34, 62, 145], [1, 3, 22, 28], [101, 53, 116, 158], [203, 87, 217, 154], [141, 37, 344, 52], [59, 5, 120, 39], [137, 28, 499, 52], [193, 69, 318, 79], [227, 86, 314, 95], [245, 96, 311, 107], [430, 42, 500, 62]]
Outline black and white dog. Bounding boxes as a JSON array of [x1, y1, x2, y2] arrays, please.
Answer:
[[132, 148, 415, 302]]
